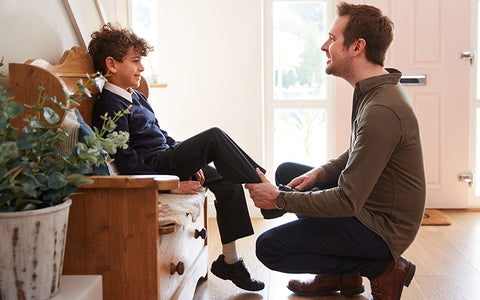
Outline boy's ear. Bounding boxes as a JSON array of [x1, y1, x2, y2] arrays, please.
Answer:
[[105, 57, 117, 74]]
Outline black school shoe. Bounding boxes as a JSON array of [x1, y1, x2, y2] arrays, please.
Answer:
[[261, 208, 287, 219], [210, 254, 265, 291]]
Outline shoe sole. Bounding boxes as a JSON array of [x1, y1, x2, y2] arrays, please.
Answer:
[[210, 263, 265, 291], [341, 285, 366, 296], [287, 284, 365, 297], [261, 209, 286, 219], [397, 262, 416, 300]]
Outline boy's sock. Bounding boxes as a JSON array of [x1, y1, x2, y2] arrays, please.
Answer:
[[222, 241, 239, 264]]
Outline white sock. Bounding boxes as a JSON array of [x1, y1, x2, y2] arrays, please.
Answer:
[[222, 241, 239, 264]]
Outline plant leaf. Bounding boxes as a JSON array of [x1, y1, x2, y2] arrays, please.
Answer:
[[43, 107, 60, 124], [66, 174, 93, 186], [20, 178, 40, 198], [47, 171, 66, 189]]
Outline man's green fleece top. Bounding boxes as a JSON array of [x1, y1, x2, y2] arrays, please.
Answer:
[[283, 69, 426, 259]]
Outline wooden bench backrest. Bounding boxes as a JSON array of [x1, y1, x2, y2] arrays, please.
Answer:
[[9, 46, 149, 126]]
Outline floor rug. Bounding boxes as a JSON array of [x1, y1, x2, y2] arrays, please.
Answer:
[[421, 209, 452, 226]]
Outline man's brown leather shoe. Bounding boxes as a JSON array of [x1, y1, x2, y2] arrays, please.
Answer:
[[287, 273, 365, 297], [370, 256, 415, 300]]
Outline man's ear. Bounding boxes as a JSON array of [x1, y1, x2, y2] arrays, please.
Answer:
[[353, 39, 366, 55], [105, 57, 117, 74]]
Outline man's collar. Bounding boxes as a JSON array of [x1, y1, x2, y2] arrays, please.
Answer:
[[355, 68, 402, 94], [104, 82, 134, 103]]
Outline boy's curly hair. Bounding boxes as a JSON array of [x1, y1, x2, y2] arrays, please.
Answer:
[[88, 23, 154, 74]]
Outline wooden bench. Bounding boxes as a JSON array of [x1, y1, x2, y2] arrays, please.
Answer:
[[9, 46, 208, 300]]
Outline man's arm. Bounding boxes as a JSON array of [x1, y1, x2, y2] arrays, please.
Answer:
[[247, 105, 402, 218], [320, 150, 349, 182], [285, 105, 402, 217]]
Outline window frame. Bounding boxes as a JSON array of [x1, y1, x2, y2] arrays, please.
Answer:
[[263, 0, 336, 175]]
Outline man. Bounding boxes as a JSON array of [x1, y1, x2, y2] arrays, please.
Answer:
[[89, 23, 266, 291], [245, 2, 426, 300]]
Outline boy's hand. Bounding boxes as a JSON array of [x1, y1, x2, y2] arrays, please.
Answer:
[[171, 180, 203, 195], [245, 168, 279, 210], [193, 169, 205, 185]]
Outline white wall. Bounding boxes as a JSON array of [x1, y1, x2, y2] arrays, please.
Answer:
[[0, 0, 79, 88], [149, 0, 264, 217], [150, 0, 264, 167]]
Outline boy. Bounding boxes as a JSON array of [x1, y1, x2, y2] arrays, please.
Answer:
[[88, 23, 265, 291]]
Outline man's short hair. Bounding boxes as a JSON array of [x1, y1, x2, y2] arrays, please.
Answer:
[[337, 1, 393, 66], [88, 23, 154, 74]]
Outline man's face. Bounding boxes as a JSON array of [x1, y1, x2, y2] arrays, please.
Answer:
[[110, 47, 145, 90], [321, 16, 353, 78]]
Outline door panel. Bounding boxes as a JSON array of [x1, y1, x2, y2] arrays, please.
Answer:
[[335, 0, 471, 208]]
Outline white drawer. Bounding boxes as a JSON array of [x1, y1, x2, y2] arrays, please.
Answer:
[[157, 204, 207, 299]]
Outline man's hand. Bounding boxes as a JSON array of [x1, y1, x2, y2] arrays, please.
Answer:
[[171, 180, 203, 195], [245, 168, 279, 210], [288, 167, 325, 191]]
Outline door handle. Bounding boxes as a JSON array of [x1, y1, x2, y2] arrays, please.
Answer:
[[458, 172, 473, 187], [460, 50, 475, 65]]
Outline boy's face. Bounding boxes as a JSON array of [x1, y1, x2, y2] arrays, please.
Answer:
[[106, 46, 145, 90]]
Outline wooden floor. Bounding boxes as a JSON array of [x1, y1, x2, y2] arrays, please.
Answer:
[[193, 210, 480, 300]]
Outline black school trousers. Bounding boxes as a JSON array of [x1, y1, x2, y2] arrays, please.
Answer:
[[149, 127, 265, 244]]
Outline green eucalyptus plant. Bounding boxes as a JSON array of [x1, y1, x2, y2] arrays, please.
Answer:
[[0, 56, 5, 76], [0, 75, 129, 212]]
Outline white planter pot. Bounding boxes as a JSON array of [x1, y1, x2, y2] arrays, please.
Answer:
[[0, 198, 72, 300]]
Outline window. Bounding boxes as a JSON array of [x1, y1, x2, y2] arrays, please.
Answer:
[[265, 0, 333, 173], [131, 0, 159, 85]]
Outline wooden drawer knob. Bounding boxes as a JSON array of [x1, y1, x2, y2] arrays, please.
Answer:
[[170, 262, 185, 275], [194, 228, 207, 239]]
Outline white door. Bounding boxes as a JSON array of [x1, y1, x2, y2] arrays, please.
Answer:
[[335, 0, 472, 208]]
